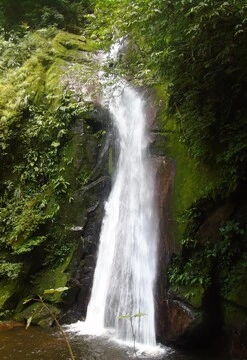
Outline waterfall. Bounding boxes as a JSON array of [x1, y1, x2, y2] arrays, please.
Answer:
[[84, 73, 158, 346]]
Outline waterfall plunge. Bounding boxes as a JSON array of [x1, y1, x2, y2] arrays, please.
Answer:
[[85, 78, 158, 346]]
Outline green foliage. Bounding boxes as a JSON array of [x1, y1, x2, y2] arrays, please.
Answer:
[[169, 254, 211, 291], [0, 27, 59, 74], [13, 237, 47, 255], [0, 260, 23, 279], [218, 221, 247, 295], [165, 1, 247, 177], [0, 0, 93, 32], [0, 28, 94, 294], [43, 287, 69, 295], [88, 0, 247, 184], [169, 213, 247, 303]]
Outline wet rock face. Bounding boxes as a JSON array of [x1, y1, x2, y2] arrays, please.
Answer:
[[65, 176, 111, 319], [145, 93, 178, 342], [152, 156, 177, 341], [159, 299, 196, 342], [59, 109, 112, 322]]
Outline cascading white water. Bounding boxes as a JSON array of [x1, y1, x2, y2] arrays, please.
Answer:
[[84, 73, 158, 346]]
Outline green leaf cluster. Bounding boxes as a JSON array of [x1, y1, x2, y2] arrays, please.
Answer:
[[0, 28, 93, 285], [0, 0, 93, 32], [0, 260, 23, 279], [169, 214, 247, 302], [88, 0, 247, 184]]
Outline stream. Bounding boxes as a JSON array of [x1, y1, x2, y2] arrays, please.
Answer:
[[0, 326, 229, 360]]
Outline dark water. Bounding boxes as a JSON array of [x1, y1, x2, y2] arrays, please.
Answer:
[[0, 326, 228, 360]]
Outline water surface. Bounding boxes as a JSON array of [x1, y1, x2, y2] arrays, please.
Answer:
[[0, 326, 228, 360]]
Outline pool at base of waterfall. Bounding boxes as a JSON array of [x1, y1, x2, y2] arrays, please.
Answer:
[[0, 326, 229, 360]]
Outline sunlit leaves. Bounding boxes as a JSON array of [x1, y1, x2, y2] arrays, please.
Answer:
[[44, 287, 69, 295], [0, 0, 92, 32], [0, 260, 23, 279]]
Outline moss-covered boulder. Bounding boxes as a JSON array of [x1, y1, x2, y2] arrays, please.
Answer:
[[0, 28, 112, 324]]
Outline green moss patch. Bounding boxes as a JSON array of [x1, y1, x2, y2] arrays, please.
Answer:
[[15, 302, 60, 327], [53, 31, 98, 55], [225, 273, 247, 309], [224, 301, 247, 327], [31, 249, 74, 304], [0, 280, 21, 309], [155, 86, 222, 242], [172, 285, 204, 309]]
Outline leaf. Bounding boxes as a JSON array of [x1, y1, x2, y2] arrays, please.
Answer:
[[51, 141, 60, 148], [119, 312, 147, 319], [131, 312, 147, 318], [44, 287, 69, 295], [55, 286, 69, 292], [26, 316, 32, 330], [119, 314, 130, 319], [44, 288, 58, 295]]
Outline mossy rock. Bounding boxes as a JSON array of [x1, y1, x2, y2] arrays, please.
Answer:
[[171, 285, 204, 309], [0, 26, 104, 323], [52, 31, 98, 57], [224, 273, 247, 309], [15, 302, 60, 327], [30, 249, 74, 304], [0, 279, 22, 309], [224, 301, 247, 327], [154, 87, 222, 243]]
